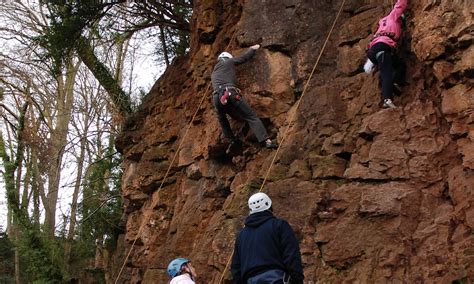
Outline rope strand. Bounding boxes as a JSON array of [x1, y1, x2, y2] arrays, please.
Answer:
[[259, 0, 347, 193], [218, 1, 346, 282], [114, 32, 237, 283]]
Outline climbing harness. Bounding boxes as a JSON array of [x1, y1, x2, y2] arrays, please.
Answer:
[[371, 31, 399, 49], [221, 88, 230, 104], [376, 50, 386, 62], [218, 0, 347, 282], [372, 31, 396, 41], [220, 87, 242, 105], [114, 33, 238, 284]]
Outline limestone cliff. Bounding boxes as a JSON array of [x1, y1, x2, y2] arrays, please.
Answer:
[[113, 0, 473, 283]]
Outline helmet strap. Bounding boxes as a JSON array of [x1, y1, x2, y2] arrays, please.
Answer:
[[181, 263, 195, 281]]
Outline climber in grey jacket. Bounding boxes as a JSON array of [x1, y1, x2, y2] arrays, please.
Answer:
[[211, 44, 277, 150]]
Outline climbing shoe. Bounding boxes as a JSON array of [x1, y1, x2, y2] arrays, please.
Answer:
[[263, 139, 278, 149], [382, 98, 397, 109]]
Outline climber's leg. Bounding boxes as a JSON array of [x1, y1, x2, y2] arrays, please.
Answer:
[[377, 50, 394, 101], [230, 94, 268, 143], [213, 94, 236, 141]]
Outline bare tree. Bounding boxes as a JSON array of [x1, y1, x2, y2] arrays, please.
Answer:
[[0, 0, 176, 281], [0, 99, 28, 284]]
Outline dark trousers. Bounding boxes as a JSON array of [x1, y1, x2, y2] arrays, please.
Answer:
[[212, 90, 268, 143], [367, 42, 394, 100]]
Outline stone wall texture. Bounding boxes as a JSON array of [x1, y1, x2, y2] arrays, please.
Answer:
[[112, 0, 473, 283]]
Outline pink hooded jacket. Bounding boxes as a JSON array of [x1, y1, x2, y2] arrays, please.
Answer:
[[369, 0, 408, 49]]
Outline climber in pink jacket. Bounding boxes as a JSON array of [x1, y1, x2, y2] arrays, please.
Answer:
[[364, 0, 408, 109]]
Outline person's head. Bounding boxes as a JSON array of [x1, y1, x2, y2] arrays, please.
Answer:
[[167, 258, 196, 279], [218, 51, 233, 61], [248, 192, 272, 215]]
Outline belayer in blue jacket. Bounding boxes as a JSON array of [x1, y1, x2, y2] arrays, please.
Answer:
[[231, 193, 304, 284]]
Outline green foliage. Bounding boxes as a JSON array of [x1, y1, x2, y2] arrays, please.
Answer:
[[0, 231, 66, 284], [18, 229, 65, 283], [1, 108, 65, 282], [166, 2, 192, 56], [37, 0, 105, 73], [76, 140, 123, 259], [162, 26, 190, 57], [0, 232, 14, 283], [38, 0, 193, 74]]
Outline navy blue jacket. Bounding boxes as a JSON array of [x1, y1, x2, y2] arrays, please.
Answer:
[[230, 211, 304, 284]]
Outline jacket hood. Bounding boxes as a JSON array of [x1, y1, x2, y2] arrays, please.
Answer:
[[245, 210, 274, 227]]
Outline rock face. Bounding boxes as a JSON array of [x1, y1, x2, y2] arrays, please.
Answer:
[[113, 0, 473, 283]]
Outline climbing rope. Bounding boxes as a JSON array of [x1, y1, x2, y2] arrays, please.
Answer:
[[114, 33, 237, 283], [218, 0, 347, 282], [259, 0, 346, 193]]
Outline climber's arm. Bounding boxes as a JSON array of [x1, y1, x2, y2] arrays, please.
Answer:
[[389, 0, 408, 20]]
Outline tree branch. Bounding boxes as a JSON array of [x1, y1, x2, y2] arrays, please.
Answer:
[[75, 36, 132, 115]]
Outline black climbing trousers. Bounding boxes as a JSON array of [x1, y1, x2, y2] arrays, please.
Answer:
[[367, 42, 394, 101], [212, 89, 269, 143]]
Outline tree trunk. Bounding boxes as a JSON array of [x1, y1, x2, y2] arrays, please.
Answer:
[[7, 206, 11, 236], [44, 57, 80, 237], [31, 150, 41, 229], [21, 148, 32, 210], [160, 26, 170, 66], [114, 37, 130, 87], [14, 241, 20, 284], [65, 135, 87, 264], [76, 36, 132, 115], [0, 103, 28, 284], [0, 103, 29, 223], [14, 157, 23, 210]]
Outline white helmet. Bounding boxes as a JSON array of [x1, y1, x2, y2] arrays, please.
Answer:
[[218, 52, 233, 60], [248, 192, 272, 214]]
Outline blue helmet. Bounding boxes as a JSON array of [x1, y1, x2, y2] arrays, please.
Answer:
[[167, 258, 190, 278]]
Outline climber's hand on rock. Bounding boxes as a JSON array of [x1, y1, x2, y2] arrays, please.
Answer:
[[250, 44, 260, 50]]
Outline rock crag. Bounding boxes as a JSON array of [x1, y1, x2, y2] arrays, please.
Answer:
[[113, 0, 473, 283]]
